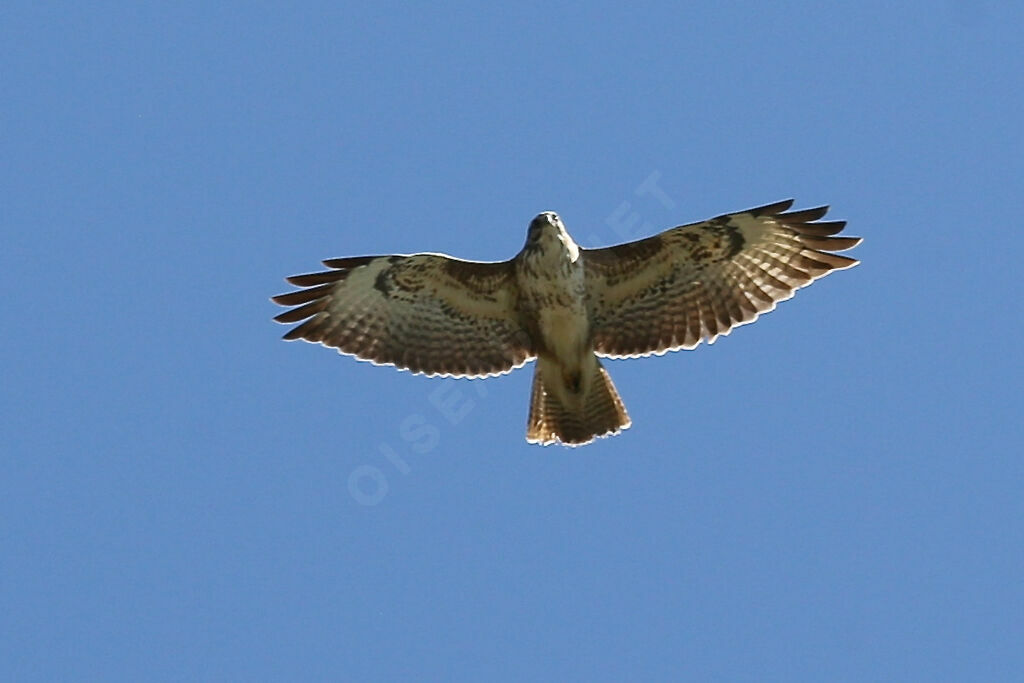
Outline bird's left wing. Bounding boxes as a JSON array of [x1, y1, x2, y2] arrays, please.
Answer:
[[273, 253, 534, 377], [582, 200, 861, 358]]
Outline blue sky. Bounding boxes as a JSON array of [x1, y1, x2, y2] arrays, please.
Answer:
[[3, 1, 1023, 680]]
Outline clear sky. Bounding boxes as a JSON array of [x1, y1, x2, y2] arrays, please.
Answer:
[[3, 2, 1023, 681]]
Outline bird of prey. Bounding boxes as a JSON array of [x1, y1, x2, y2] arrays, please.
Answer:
[[272, 200, 861, 446]]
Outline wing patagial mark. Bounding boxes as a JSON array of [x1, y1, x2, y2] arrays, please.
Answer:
[[373, 269, 393, 297]]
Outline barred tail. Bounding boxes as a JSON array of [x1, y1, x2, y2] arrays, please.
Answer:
[[526, 357, 631, 447]]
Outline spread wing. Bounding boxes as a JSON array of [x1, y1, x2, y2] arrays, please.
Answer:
[[583, 199, 861, 358], [272, 253, 534, 377]]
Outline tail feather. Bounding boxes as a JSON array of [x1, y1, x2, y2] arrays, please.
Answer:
[[526, 358, 631, 446]]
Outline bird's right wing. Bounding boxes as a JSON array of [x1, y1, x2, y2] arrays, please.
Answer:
[[273, 253, 535, 377]]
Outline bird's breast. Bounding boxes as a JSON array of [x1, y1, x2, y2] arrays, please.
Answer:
[[516, 250, 589, 363]]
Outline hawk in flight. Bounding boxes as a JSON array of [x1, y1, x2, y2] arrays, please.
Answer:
[[273, 200, 861, 446]]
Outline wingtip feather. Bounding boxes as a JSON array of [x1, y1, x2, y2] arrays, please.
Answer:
[[748, 199, 795, 217], [322, 256, 377, 269]]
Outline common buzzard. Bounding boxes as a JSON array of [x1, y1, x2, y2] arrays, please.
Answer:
[[273, 200, 861, 446]]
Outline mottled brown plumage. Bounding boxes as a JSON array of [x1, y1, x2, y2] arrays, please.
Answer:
[[273, 200, 861, 446]]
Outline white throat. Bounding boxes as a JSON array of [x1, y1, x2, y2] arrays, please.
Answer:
[[559, 230, 580, 263]]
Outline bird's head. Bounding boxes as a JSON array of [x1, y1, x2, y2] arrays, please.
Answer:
[[525, 211, 579, 261], [529, 211, 562, 231]]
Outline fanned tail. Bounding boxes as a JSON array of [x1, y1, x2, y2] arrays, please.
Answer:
[[526, 357, 631, 447]]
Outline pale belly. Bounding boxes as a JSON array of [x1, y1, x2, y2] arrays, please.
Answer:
[[538, 305, 590, 366]]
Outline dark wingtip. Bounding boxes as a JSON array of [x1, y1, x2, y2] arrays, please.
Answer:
[[271, 292, 297, 305], [286, 270, 349, 286], [280, 317, 324, 341], [272, 299, 328, 324], [271, 283, 336, 306], [322, 256, 377, 269], [781, 205, 830, 223], [791, 220, 847, 237], [797, 235, 862, 251], [748, 199, 795, 217]]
